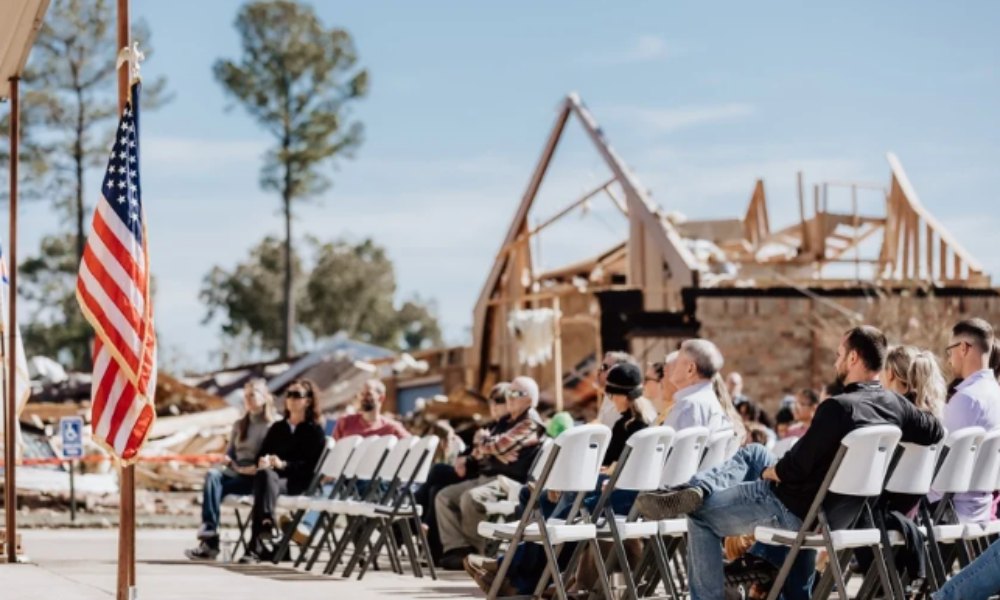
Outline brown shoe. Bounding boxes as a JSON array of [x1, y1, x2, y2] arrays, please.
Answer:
[[464, 556, 515, 596]]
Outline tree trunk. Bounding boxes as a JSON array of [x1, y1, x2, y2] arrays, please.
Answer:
[[75, 85, 92, 369], [281, 150, 294, 360]]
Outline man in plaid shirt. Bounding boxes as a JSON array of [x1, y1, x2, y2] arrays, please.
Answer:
[[436, 376, 546, 570]]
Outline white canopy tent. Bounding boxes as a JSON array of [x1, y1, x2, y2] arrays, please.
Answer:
[[0, 0, 51, 100]]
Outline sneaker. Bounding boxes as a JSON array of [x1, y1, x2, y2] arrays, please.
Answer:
[[184, 541, 220, 561], [635, 485, 704, 521], [238, 552, 261, 565], [440, 547, 474, 571]]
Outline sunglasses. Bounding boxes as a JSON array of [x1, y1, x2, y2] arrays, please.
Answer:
[[286, 389, 311, 400]]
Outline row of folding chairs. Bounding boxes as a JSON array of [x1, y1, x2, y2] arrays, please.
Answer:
[[794, 425, 1000, 600], [222, 433, 440, 581], [477, 424, 740, 600], [476, 422, 1000, 600]]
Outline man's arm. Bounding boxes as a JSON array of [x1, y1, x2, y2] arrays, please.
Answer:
[[475, 418, 538, 459], [774, 400, 848, 485], [898, 395, 945, 444]]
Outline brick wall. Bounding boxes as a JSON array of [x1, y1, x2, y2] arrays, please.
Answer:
[[696, 291, 1000, 413]]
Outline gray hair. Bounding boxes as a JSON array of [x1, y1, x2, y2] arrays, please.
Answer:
[[680, 339, 724, 379]]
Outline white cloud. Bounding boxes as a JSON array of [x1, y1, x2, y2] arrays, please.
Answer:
[[606, 103, 755, 134], [587, 34, 674, 66]]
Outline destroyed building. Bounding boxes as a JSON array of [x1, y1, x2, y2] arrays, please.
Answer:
[[468, 93, 999, 413]]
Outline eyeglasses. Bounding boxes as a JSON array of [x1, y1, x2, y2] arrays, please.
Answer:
[[599, 363, 613, 372], [505, 388, 529, 399], [286, 389, 310, 400]]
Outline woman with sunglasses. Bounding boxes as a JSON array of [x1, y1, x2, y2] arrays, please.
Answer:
[[241, 378, 327, 563], [186, 379, 277, 561]]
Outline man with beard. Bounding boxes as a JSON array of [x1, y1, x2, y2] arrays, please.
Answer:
[[635, 325, 944, 600], [332, 379, 410, 440]]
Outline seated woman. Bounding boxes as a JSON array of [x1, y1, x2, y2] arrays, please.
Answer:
[[241, 378, 327, 563], [186, 379, 276, 560]]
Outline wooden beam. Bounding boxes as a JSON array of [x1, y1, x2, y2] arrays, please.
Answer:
[[528, 176, 617, 238], [939, 236, 947, 280], [471, 99, 574, 387], [797, 171, 809, 255], [887, 152, 984, 273], [926, 223, 934, 282]]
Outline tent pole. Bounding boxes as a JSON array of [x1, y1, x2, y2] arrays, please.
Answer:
[[4, 74, 19, 565]]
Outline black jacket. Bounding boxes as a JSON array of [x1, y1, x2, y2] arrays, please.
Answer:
[[256, 419, 327, 495], [605, 410, 648, 467], [774, 381, 944, 527]]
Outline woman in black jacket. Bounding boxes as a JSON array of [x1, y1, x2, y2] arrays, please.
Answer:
[[242, 378, 327, 563]]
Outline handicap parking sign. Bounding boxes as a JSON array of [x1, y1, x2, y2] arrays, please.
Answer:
[[60, 416, 84, 459]]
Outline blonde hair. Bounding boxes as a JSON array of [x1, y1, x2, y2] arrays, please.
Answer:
[[238, 378, 277, 440], [885, 345, 945, 418], [712, 372, 747, 442]]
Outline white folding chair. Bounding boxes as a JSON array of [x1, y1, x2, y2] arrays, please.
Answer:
[[272, 435, 363, 562], [483, 424, 613, 600], [300, 435, 398, 571], [926, 425, 985, 574], [699, 428, 739, 471], [847, 440, 942, 599], [482, 438, 555, 523], [635, 426, 709, 598], [960, 428, 1000, 553], [755, 425, 903, 600], [354, 435, 442, 580], [587, 426, 676, 600], [325, 436, 417, 575]]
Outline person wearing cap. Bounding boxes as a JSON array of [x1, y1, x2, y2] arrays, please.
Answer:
[[436, 376, 546, 569], [596, 351, 640, 427], [465, 362, 658, 595]]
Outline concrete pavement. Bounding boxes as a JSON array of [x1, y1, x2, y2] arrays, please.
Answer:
[[3, 529, 482, 599]]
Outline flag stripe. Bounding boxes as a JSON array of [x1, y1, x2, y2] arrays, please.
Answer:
[[90, 342, 114, 426], [77, 266, 141, 366], [86, 222, 146, 314], [81, 244, 144, 331], [94, 203, 146, 293], [96, 198, 146, 275]]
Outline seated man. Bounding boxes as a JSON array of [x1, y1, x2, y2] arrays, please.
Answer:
[[663, 339, 734, 433], [332, 379, 410, 440], [415, 382, 511, 563], [435, 376, 545, 570], [637, 326, 944, 600]]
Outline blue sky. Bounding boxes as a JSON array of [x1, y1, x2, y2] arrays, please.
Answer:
[[10, 1, 1000, 372]]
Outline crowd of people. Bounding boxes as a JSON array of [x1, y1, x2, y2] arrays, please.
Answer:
[[181, 316, 1000, 600]]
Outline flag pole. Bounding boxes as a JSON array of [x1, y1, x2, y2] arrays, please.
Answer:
[[4, 74, 19, 566], [115, 0, 135, 597]]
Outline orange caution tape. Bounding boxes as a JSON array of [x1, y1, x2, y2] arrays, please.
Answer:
[[0, 453, 226, 467]]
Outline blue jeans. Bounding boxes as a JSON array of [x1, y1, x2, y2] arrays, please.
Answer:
[[933, 538, 1000, 600], [686, 444, 815, 600], [202, 469, 255, 533]]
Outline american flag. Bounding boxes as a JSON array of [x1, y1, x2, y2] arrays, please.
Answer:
[[75, 82, 157, 461]]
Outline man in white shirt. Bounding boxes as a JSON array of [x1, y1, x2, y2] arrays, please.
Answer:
[[663, 339, 731, 433], [942, 318, 1000, 522]]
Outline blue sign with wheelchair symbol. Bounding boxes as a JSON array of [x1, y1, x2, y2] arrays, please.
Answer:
[[60, 416, 84, 459]]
